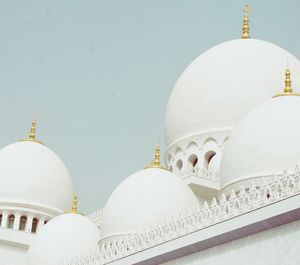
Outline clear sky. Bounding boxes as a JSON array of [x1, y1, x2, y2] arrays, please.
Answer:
[[0, 0, 299, 213]]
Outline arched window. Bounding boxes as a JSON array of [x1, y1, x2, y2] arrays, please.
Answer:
[[19, 216, 27, 231], [176, 159, 183, 171], [31, 218, 38, 233], [7, 214, 15, 229], [204, 151, 216, 169], [0, 213, 2, 227], [188, 154, 198, 167]]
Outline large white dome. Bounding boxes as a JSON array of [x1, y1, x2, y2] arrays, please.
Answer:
[[0, 141, 74, 212], [165, 39, 300, 147], [101, 167, 198, 241], [27, 213, 100, 265], [220, 94, 300, 193]]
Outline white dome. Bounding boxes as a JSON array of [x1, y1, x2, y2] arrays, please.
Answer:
[[0, 141, 74, 212], [101, 167, 198, 241], [165, 39, 300, 147], [27, 213, 100, 265], [220, 95, 300, 192]]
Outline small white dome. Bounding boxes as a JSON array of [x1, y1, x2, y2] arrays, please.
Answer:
[[220, 95, 300, 192], [101, 167, 198, 241], [0, 141, 74, 212], [27, 213, 100, 265], [165, 39, 300, 147]]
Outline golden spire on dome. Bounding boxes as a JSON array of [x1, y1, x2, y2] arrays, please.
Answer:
[[71, 193, 78, 214], [145, 142, 169, 170], [152, 143, 161, 168], [284, 68, 292, 93], [242, 4, 251, 39], [29, 119, 37, 140], [19, 119, 44, 145], [273, 69, 300, 98], [66, 192, 83, 215]]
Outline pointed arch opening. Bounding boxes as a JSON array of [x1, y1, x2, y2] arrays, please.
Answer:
[[19, 216, 27, 231], [8, 214, 15, 229], [204, 151, 216, 169], [188, 154, 198, 167], [31, 218, 38, 233], [176, 159, 183, 171]]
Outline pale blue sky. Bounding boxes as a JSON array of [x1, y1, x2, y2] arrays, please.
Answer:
[[0, 0, 299, 212]]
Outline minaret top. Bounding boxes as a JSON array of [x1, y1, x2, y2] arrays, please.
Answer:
[[152, 143, 161, 168], [71, 193, 78, 214], [29, 119, 37, 140], [273, 69, 300, 98], [145, 143, 169, 171], [66, 193, 83, 215], [284, 68, 293, 93], [242, 4, 251, 39], [19, 119, 44, 145]]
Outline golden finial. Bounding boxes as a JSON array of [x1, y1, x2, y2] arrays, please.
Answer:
[[145, 142, 169, 171], [29, 119, 37, 140], [152, 143, 161, 167], [71, 193, 78, 214], [19, 119, 44, 145], [273, 69, 300, 98], [65, 192, 84, 215], [242, 5, 251, 39], [284, 69, 292, 93]]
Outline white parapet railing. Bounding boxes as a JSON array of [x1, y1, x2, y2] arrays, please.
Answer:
[[57, 248, 100, 265], [60, 166, 300, 265], [88, 208, 103, 229], [176, 165, 219, 182]]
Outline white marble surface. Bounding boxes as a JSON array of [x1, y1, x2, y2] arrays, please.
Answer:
[[163, 219, 300, 265], [0, 243, 27, 265]]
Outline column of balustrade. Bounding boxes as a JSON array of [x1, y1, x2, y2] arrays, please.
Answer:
[[25, 215, 33, 233], [13, 212, 20, 230], [1, 211, 8, 228], [37, 216, 45, 232]]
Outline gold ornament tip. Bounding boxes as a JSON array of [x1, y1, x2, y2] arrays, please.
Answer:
[[71, 193, 78, 213], [19, 119, 44, 145], [241, 4, 251, 39], [273, 69, 300, 98], [65, 193, 84, 215], [144, 143, 170, 171], [243, 4, 251, 14]]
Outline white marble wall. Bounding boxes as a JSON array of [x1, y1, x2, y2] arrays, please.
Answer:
[[163, 219, 300, 265], [0, 243, 27, 265]]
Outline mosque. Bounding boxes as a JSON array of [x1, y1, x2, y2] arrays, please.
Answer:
[[2, 5, 300, 265]]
